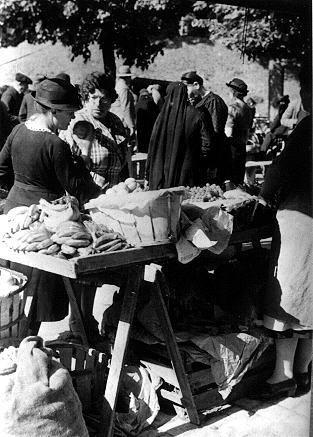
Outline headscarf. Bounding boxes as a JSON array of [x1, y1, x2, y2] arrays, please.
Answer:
[[146, 82, 189, 189]]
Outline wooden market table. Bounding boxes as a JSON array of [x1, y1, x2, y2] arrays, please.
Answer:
[[0, 224, 273, 436]]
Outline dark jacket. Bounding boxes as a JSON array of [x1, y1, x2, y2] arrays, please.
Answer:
[[135, 94, 159, 153], [196, 91, 228, 137], [0, 123, 99, 210], [19, 92, 37, 122], [1, 86, 23, 126], [196, 91, 230, 183], [260, 115, 312, 217], [0, 101, 11, 150], [0, 123, 100, 323]]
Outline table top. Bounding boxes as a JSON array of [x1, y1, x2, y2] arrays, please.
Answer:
[[0, 224, 273, 279]]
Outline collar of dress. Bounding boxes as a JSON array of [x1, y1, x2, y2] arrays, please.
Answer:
[[25, 120, 54, 134]]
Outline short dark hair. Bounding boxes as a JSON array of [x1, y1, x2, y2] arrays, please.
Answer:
[[181, 71, 203, 86], [81, 71, 117, 102]]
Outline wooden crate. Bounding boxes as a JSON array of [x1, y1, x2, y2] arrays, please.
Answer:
[[47, 341, 109, 413], [0, 267, 28, 346], [140, 343, 274, 417]]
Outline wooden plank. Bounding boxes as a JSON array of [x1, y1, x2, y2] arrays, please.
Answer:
[[104, 265, 145, 437], [148, 268, 200, 426], [10, 293, 20, 337], [63, 277, 88, 345], [0, 244, 77, 278], [188, 368, 215, 391], [229, 225, 273, 245], [75, 347, 86, 371], [74, 243, 177, 275], [141, 360, 179, 387], [0, 293, 11, 339], [59, 345, 73, 370], [0, 225, 273, 278], [192, 388, 223, 411]]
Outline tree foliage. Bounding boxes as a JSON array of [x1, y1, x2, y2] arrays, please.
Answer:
[[0, 0, 190, 70], [0, 0, 310, 73], [181, 2, 311, 67]]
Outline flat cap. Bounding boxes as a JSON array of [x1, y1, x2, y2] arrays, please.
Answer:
[[181, 71, 203, 86], [15, 72, 32, 85]]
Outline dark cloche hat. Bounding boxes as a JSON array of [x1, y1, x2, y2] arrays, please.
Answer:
[[55, 72, 71, 83], [226, 78, 249, 95], [181, 71, 203, 86], [34, 78, 81, 111], [15, 72, 32, 85]]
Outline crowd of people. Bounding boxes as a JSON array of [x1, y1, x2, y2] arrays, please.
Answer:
[[0, 61, 311, 403], [0, 66, 307, 192]]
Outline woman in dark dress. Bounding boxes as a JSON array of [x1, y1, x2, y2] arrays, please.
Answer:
[[253, 66, 312, 400], [0, 78, 99, 336], [146, 81, 216, 189]]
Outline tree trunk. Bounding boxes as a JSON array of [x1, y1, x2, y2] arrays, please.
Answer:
[[99, 24, 116, 79], [268, 60, 284, 120]]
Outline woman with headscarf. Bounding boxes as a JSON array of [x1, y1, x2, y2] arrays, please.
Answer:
[[135, 88, 159, 153], [0, 77, 99, 338], [146, 81, 215, 189]]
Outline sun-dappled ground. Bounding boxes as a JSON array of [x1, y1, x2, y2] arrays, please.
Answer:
[[0, 39, 300, 117]]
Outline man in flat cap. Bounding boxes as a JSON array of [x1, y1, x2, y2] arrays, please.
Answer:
[[181, 71, 230, 185], [1, 72, 32, 126], [225, 78, 254, 185]]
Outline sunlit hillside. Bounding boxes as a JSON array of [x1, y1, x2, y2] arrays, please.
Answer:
[[0, 39, 299, 117]]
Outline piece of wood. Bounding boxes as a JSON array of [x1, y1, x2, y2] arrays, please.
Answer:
[[75, 243, 176, 276], [75, 347, 86, 371], [58, 345, 73, 370], [141, 360, 180, 387], [0, 244, 77, 277], [62, 277, 88, 345], [149, 267, 201, 426], [0, 225, 273, 279], [189, 368, 215, 392], [104, 265, 145, 437]]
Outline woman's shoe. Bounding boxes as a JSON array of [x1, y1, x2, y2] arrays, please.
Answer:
[[249, 378, 297, 401], [294, 372, 311, 396]]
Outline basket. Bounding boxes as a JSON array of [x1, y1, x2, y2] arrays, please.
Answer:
[[0, 267, 28, 344], [87, 187, 185, 246], [47, 342, 109, 413]]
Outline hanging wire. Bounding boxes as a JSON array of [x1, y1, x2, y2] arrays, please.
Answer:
[[240, 8, 249, 64]]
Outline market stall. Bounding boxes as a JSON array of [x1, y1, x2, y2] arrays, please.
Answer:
[[0, 182, 274, 435]]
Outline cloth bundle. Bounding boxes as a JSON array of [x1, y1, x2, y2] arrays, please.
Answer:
[[114, 365, 161, 436], [0, 336, 88, 437]]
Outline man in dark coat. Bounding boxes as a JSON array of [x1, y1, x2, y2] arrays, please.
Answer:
[[1, 72, 32, 126], [0, 100, 11, 150], [19, 74, 46, 122], [135, 88, 159, 153], [225, 78, 254, 185], [181, 71, 230, 184]]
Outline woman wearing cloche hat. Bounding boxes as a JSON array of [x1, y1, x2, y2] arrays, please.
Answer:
[[225, 77, 254, 185], [0, 77, 100, 334]]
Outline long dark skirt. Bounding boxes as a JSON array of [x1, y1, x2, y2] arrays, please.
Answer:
[[10, 262, 68, 322]]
